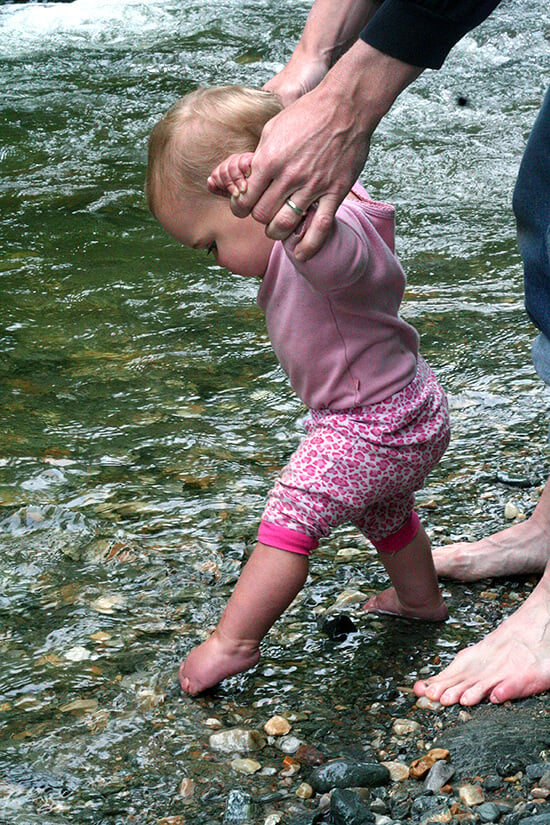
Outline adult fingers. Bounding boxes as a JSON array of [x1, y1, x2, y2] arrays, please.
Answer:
[[291, 194, 342, 260]]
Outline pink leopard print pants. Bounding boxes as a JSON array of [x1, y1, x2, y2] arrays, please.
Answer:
[[258, 357, 450, 554]]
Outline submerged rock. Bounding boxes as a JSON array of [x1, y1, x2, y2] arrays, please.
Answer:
[[423, 759, 455, 792], [330, 788, 375, 825], [309, 759, 390, 793], [223, 790, 256, 824], [209, 728, 265, 754]]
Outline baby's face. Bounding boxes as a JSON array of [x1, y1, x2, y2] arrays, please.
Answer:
[[155, 191, 275, 279]]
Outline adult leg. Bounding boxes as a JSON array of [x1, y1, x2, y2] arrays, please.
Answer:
[[415, 88, 550, 705], [432, 476, 550, 581]]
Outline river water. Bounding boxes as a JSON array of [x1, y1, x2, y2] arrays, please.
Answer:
[[0, 1, 549, 823]]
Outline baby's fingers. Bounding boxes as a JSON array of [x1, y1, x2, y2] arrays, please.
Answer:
[[208, 152, 253, 198]]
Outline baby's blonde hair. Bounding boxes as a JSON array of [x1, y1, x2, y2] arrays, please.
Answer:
[[146, 85, 283, 216]]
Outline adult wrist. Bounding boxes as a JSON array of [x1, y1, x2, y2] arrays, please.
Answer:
[[322, 39, 422, 134]]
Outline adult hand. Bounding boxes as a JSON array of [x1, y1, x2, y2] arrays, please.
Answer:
[[236, 83, 371, 260], [263, 53, 328, 107], [210, 41, 421, 260]]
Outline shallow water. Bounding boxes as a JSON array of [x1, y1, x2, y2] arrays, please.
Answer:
[[0, 0, 549, 822]]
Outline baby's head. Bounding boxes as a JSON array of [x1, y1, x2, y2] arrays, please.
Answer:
[[146, 84, 282, 215], [146, 85, 282, 278]]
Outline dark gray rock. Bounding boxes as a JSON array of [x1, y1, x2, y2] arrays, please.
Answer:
[[410, 793, 449, 819], [309, 760, 390, 793], [330, 788, 375, 825], [476, 802, 502, 823], [424, 759, 455, 792], [434, 703, 550, 778], [496, 756, 526, 777], [526, 764, 548, 782], [502, 804, 547, 825], [222, 790, 255, 824], [390, 790, 411, 820], [485, 775, 505, 792]]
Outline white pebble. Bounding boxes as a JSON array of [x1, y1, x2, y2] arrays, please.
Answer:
[[392, 718, 421, 736], [64, 646, 92, 662]]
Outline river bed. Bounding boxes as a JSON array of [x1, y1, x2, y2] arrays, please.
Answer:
[[0, 1, 549, 822]]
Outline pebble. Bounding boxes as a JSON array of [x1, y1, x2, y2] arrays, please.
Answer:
[[409, 755, 436, 779], [64, 646, 92, 662], [504, 501, 521, 520], [381, 761, 410, 782], [295, 783, 313, 799], [230, 758, 262, 775], [264, 716, 292, 736], [458, 783, 485, 806], [309, 759, 390, 793], [295, 743, 326, 766], [424, 759, 455, 793], [393, 718, 422, 736], [415, 696, 443, 712], [476, 801, 502, 823], [59, 698, 98, 713], [223, 790, 255, 824], [279, 736, 302, 754], [209, 728, 265, 754], [178, 777, 195, 799], [330, 788, 375, 825]]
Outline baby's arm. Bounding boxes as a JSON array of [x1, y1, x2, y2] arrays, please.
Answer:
[[283, 208, 369, 292]]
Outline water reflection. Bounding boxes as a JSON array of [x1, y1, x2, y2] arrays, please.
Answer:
[[0, 0, 549, 821]]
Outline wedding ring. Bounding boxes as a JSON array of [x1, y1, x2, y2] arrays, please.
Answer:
[[285, 197, 305, 216]]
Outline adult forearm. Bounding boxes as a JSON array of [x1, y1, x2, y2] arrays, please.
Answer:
[[319, 38, 423, 137], [293, 0, 381, 71]]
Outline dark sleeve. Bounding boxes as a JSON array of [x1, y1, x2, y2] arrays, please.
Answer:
[[360, 0, 503, 69]]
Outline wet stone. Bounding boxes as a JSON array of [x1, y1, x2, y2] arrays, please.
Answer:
[[424, 759, 455, 792], [506, 814, 550, 825], [526, 764, 548, 782], [496, 756, 526, 777], [294, 743, 326, 766], [330, 788, 375, 825], [230, 758, 261, 775], [389, 790, 411, 820], [393, 718, 421, 737], [223, 790, 256, 824], [477, 801, 505, 822], [209, 728, 265, 754], [309, 759, 390, 793], [264, 715, 292, 736], [484, 775, 505, 791], [458, 783, 485, 806]]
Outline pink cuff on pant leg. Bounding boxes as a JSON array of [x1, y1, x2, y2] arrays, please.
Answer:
[[258, 521, 318, 556], [371, 511, 420, 554]]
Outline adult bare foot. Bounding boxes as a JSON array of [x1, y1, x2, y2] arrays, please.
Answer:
[[434, 516, 550, 581], [414, 569, 550, 705], [179, 630, 260, 696], [363, 587, 448, 621], [434, 483, 550, 582]]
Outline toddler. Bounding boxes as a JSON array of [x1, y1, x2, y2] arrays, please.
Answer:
[[146, 85, 450, 696]]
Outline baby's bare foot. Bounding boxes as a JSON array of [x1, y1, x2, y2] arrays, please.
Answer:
[[363, 587, 448, 621], [179, 631, 260, 696]]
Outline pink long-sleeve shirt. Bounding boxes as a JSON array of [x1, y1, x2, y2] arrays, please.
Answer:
[[256, 183, 419, 410]]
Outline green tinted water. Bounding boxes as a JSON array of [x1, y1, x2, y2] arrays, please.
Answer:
[[0, 1, 549, 822]]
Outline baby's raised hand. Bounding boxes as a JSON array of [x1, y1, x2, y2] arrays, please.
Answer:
[[207, 152, 254, 202]]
